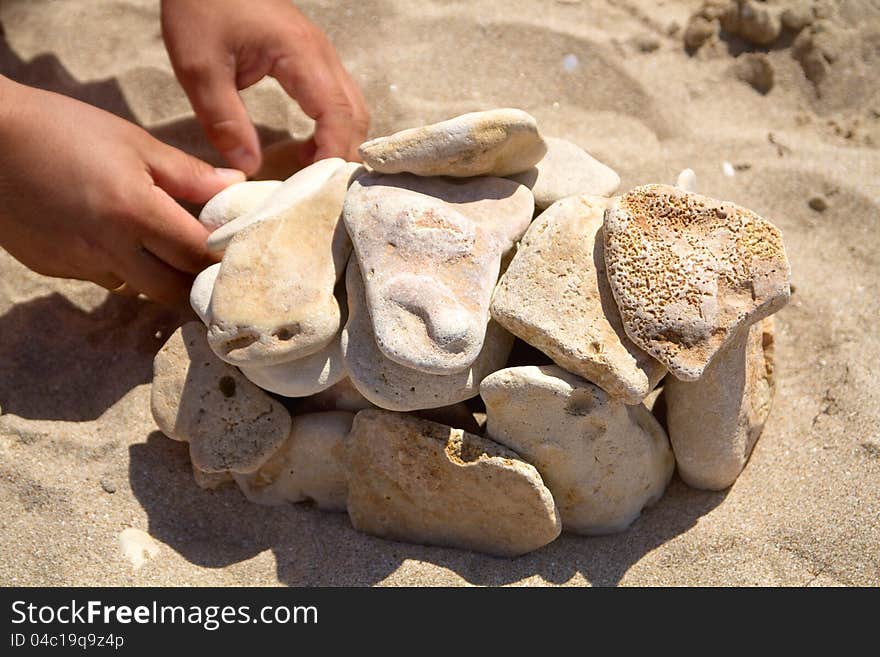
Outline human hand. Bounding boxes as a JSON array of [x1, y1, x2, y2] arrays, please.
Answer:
[[0, 78, 245, 306], [161, 0, 369, 174]]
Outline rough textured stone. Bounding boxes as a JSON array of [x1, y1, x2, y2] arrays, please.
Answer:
[[235, 411, 353, 511], [603, 184, 790, 381], [481, 365, 674, 535], [665, 317, 775, 490], [207, 163, 359, 366], [346, 409, 561, 557], [343, 172, 531, 374], [189, 263, 220, 326], [491, 195, 664, 404], [509, 137, 620, 210], [342, 261, 514, 411], [198, 180, 282, 232], [150, 322, 290, 474], [206, 158, 347, 251], [358, 108, 547, 177]]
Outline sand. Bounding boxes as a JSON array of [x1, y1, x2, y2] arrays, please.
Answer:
[[0, 0, 878, 586]]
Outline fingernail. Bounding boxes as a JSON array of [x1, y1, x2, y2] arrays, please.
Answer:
[[214, 167, 247, 183], [223, 146, 259, 174]]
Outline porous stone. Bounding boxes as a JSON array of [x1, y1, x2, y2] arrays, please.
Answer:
[[235, 411, 353, 511], [603, 184, 790, 381], [665, 318, 775, 490], [342, 261, 514, 411], [491, 195, 665, 404], [481, 365, 674, 535], [150, 322, 290, 474], [358, 108, 547, 177], [198, 180, 282, 232], [189, 263, 220, 326], [207, 162, 360, 366], [508, 137, 620, 210], [207, 158, 348, 251], [346, 409, 562, 557], [343, 172, 531, 374], [239, 337, 346, 397]]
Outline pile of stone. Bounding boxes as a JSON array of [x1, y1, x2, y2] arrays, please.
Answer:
[[151, 108, 791, 557]]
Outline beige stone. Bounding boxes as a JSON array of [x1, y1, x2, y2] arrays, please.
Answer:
[[346, 410, 561, 557], [207, 163, 359, 366], [192, 466, 234, 491], [481, 365, 674, 535], [189, 262, 220, 326], [509, 137, 619, 210], [235, 411, 353, 511], [342, 261, 514, 411], [300, 378, 376, 413], [239, 337, 346, 398], [491, 195, 664, 404], [665, 317, 775, 490], [675, 168, 697, 192], [206, 158, 348, 251], [198, 180, 282, 232], [343, 172, 531, 374], [150, 322, 290, 474], [359, 108, 547, 177], [603, 184, 790, 381]]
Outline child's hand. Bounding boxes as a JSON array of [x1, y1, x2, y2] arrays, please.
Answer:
[[161, 0, 369, 174], [0, 78, 244, 305]]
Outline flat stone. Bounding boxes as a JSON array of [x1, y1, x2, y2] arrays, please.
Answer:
[[491, 195, 665, 404], [235, 411, 353, 511], [481, 365, 674, 535], [207, 163, 359, 366], [509, 137, 619, 210], [603, 184, 790, 381], [346, 409, 562, 557], [343, 172, 531, 374], [150, 322, 290, 473], [206, 158, 348, 251], [359, 108, 547, 177], [342, 260, 514, 411], [198, 180, 282, 232], [189, 262, 220, 325], [239, 336, 346, 398], [665, 317, 775, 490]]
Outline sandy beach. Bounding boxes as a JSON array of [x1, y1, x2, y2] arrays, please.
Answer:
[[0, 0, 878, 586]]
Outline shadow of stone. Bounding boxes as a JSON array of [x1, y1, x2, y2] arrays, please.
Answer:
[[0, 292, 184, 421]]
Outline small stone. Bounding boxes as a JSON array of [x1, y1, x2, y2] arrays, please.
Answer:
[[206, 158, 348, 252], [481, 365, 674, 535], [343, 173, 531, 374], [738, 0, 782, 46], [684, 16, 718, 50], [189, 263, 220, 325], [490, 195, 665, 404], [359, 108, 547, 177], [665, 318, 775, 490], [346, 409, 561, 557], [781, 1, 815, 32], [239, 336, 346, 397], [150, 322, 290, 473], [734, 53, 775, 94], [508, 137, 620, 210], [342, 260, 514, 411], [675, 168, 698, 192], [235, 411, 353, 511], [100, 479, 116, 494], [809, 194, 829, 212], [632, 34, 661, 52], [603, 184, 791, 381], [208, 162, 360, 366], [198, 180, 282, 232], [192, 467, 234, 490]]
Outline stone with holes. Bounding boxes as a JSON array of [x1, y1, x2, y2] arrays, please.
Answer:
[[150, 322, 290, 474], [346, 409, 561, 557], [603, 184, 790, 381]]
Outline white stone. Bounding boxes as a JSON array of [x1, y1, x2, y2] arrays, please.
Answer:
[[198, 180, 282, 232], [189, 262, 220, 325]]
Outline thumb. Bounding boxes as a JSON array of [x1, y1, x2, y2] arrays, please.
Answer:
[[147, 140, 246, 204]]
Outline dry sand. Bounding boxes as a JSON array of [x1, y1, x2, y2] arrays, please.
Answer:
[[1, 0, 878, 586]]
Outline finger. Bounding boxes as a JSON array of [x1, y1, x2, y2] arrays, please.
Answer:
[[337, 70, 370, 161], [91, 272, 125, 292], [140, 186, 219, 274], [116, 244, 194, 307], [147, 140, 245, 204], [175, 63, 262, 174]]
